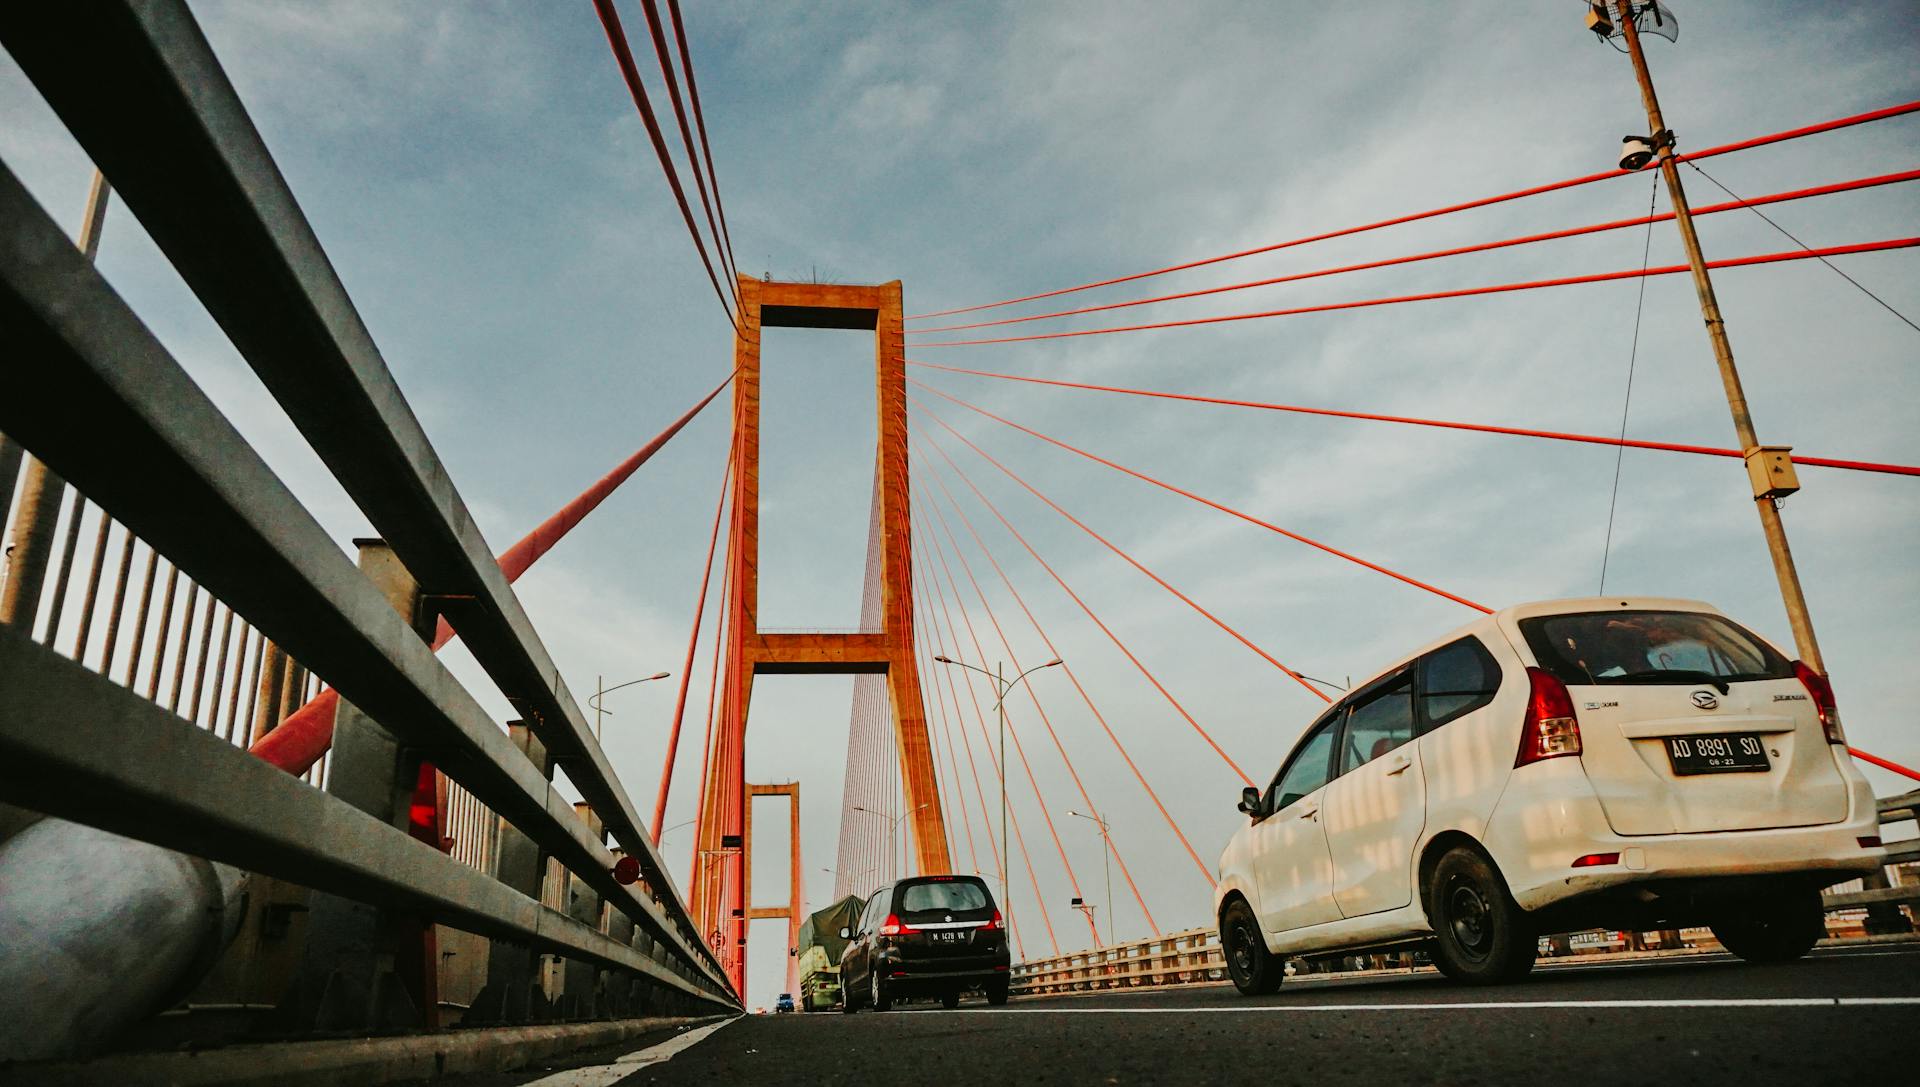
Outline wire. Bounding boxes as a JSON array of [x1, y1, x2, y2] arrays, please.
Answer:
[[906, 101, 1920, 322], [636, 0, 737, 291], [667, 0, 741, 299], [590, 0, 738, 329], [913, 237, 1920, 347], [905, 361, 1920, 478], [910, 169, 1920, 336], [910, 380, 1495, 614], [1684, 162, 1920, 337], [652, 444, 732, 841], [919, 483, 1212, 892], [1598, 175, 1660, 595], [916, 431, 1258, 786]]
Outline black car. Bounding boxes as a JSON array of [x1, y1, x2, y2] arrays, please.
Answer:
[[839, 875, 1010, 1011]]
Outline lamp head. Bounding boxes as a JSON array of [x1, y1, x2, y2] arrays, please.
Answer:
[[1618, 135, 1656, 171], [934, 655, 954, 664], [1043, 658, 1063, 668], [649, 671, 671, 681]]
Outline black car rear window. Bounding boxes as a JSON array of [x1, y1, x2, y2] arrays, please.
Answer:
[[1520, 610, 1791, 687], [898, 879, 989, 914]]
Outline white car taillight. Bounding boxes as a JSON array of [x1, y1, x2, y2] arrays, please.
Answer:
[[1515, 667, 1581, 767], [1792, 660, 1844, 744]]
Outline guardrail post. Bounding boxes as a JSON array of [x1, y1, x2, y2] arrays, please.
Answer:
[[0, 455, 64, 631], [559, 801, 606, 1020], [278, 538, 438, 1033], [466, 722, 555, 1025]]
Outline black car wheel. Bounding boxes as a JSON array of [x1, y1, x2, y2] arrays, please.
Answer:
[[1711, 886, 1824, 963], [1221, 898, 1283, 995], [1428, 846, 1535, 984], [986, 978, 1009, 1006], [870, 969, 892, 1012], [941, 990, 960, 1009]]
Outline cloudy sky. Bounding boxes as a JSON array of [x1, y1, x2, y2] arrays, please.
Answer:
[[4, 1, 1916, 1008]]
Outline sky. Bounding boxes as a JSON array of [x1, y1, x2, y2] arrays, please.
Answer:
[[2, 1, 1916, 1010]]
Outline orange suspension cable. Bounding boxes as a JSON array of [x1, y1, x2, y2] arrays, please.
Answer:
[[635, 0, 736, 289], [666, 0, 740, 294], [653, 446, 732, 841], [914, 238, 1920, 347], [924, 483, 1213, 891], [921, 512, 1095, 947], [917, 493, 1139, 946], [919, 550, 1012, 885], [912, 577, 985, 879], [915, 396, 1341, 699], [590, 0, 737, 328], [907, 362, 1920, 479], [912, 169, 1920, 335], [906, 101, 1920, 321], [916, 434, 1256, 787], [921, 512, 1062, 955], [917, 490, 1176, 924], [913, 379, 1493, 615]]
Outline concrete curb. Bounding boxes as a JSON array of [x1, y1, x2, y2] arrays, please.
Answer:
[[0, 1015, 730, 1087]]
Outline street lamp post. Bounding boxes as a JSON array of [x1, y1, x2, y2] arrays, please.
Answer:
[[853, 803, 929, 883], [588, 670, 672, 741], [1600, 1, 1826, 673], [932, 655, 1062, 941], [1068, 809, 1114, 947]]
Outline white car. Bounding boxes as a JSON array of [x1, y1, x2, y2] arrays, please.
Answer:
[[1214, 596, 1885, 992]]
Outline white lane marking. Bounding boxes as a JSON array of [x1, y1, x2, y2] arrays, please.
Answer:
[[519, 1017, 740, 1086], [972, 997, 1920, 1013]]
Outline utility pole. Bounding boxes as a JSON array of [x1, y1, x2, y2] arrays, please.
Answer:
[[1611, 0, 1825, 672]]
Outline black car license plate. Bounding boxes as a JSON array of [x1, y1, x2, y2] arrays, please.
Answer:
[[932, 930, 964, 944], [1665, 733, 1769, 775]]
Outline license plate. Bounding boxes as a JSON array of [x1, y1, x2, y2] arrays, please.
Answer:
[[932, 931, 964, 944], [1665, 732, 1769, 775]]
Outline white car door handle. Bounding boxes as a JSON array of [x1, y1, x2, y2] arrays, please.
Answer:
[[1297, 805, 1318, 820], [1385, 756, 1412, 776]]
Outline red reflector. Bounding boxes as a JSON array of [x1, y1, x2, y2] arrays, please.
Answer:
[[993, 964, 1010, 971], [1858, 836, 1883, 848], [1572, 852, 1620, 868], [612, 856, 642, 885]]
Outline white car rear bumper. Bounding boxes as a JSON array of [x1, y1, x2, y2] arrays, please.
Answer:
[[1484, 756, 1885, 912]]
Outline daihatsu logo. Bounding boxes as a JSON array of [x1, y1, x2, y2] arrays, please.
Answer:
[[1690, 690, 1719, 710]]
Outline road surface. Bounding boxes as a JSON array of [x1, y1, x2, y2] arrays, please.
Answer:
[[437, 943, 1920, 1086]]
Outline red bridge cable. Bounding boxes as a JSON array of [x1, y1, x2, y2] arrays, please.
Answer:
[[922, 483, 1213, 891], [914, 168, 1920, 336], [917, 556, 1014, 887], [915, 399, 1336, 707], [589, 0, 737, 328], [907, 362, 1920, 480], [636, 0, 737, 290], [1851, 748, 1920, 784], [688, 540, 733, 891], [912, 382, 1491, 618], [915, 434, 1257, 787], [912, 580, 985, 880], [921, 512, 1064, 956], [915, 237, 1920, 347], [915, 573, 1023, 956], [920, 488, 1193, 915], [906, 100, 1920, 321], [651, 446, 732, 841], [667, 0, 740, 297], [916, 492, 1154, 941], [252, 372, 734, 774], [921, 509, 1098, 948]]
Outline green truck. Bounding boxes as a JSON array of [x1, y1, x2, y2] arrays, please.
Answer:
[[793, 894, 863, 1012]]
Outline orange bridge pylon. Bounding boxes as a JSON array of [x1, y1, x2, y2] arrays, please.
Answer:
[[692, 279, 950, 994]]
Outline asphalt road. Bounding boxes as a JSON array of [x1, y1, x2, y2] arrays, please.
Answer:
[[469, 944, 1920, 1086]]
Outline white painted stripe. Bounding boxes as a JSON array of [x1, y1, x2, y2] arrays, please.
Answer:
[[973, 997, 1920, 1014], [519, 1016, 739, 1086]]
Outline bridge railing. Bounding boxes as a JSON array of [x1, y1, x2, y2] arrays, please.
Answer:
[[0, 0, 735, 1042]]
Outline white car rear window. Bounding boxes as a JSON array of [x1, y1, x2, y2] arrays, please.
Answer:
[[1520, 611, 1791, 687]]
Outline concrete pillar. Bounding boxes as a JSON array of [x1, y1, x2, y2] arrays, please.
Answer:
[[277, 539, 438, 1033], [466, 723, 554, 1025]]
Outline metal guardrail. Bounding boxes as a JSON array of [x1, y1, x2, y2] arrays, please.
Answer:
[[1012, 790, 1920, 996], [0, 0, 733, 1024]]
